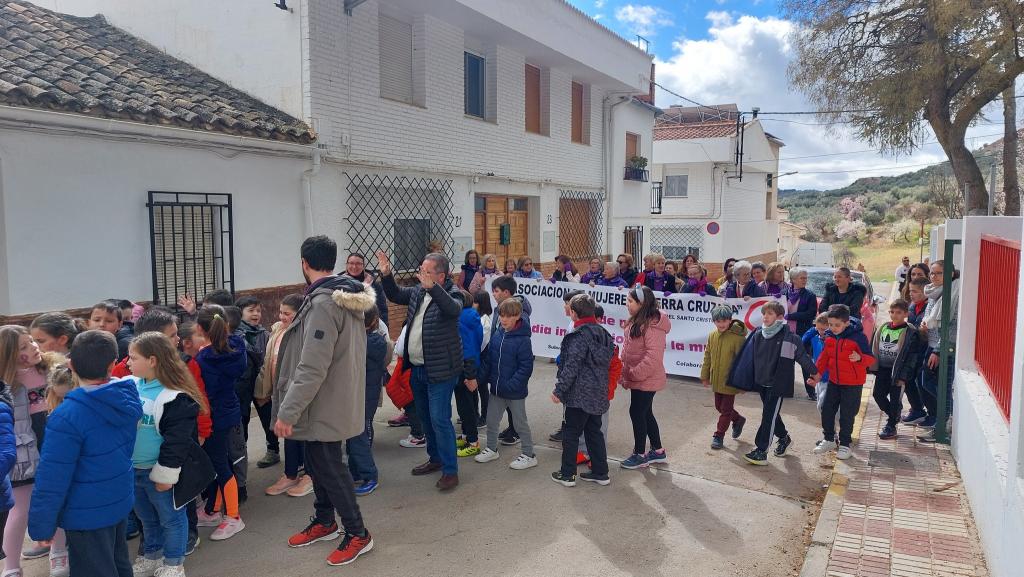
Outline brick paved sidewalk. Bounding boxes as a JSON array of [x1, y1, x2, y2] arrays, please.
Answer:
[[815, 399, 989, 577]]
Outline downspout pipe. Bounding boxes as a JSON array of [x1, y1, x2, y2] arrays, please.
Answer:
[[603, 92, 634, 259], [302, 145, 322, 237]]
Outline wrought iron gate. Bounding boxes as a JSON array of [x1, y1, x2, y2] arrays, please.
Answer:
[[624, 226, 644, 258]]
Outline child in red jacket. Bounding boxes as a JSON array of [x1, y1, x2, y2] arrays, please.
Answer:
[[812, 305, 875, 460], [577, 305, 621, 466]]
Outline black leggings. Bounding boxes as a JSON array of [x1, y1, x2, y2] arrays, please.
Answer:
[[453, 381, 478, 443], [628, 390, 661, 454]]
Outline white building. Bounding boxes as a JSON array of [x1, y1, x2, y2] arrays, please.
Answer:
[[4, 0, 655, 323], [646, 104, 782, 279], [777, 208, 808, 266], [945, 216, 1023, 577]]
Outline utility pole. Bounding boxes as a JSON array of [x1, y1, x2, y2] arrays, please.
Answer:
[[919, 219, 925, 262], [987, 163, 997, 216]]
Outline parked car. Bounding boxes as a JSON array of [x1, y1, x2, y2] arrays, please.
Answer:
[[801, 266, 883, 339]]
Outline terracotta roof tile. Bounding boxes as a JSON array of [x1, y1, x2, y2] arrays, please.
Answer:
[[653, 121, 737, 140], [0, 0, 314, 143]]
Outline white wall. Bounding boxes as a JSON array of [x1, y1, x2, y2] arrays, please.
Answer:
[[31, 0, 306, 119], [951, 216, 1024, 577], [0, 123, 327, 315], [607, 99, 656, 255]]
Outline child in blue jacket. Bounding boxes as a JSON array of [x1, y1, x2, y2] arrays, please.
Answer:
[[28, 331, 143, 577], [801, 313, 830, 402], [454, 291, 483, 457], [474, 299, 536, 471], [0, 379, 15, 563], [346, 307, 393, 497]]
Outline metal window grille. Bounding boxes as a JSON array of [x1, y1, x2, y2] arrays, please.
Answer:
[[147, 192, 234, 305], [344, 173, 458, 279], [624, 226, 644, 258], [651, 182, 662, 214], [558, 189, 605, 261], [649, 226, 703, 261]]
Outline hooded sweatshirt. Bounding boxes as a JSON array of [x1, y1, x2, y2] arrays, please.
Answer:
[[458, 307, 483, 381], [29, 377, 143, 539], [700, 319, 747, 395], [818, 282, 867, 318], [197, 335, 247, 431]]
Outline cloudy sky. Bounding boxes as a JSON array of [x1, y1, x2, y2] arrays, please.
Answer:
[[567, 0, 1019, 191]]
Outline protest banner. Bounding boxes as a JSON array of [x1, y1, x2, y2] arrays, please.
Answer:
[[486, 277, 782, 378]]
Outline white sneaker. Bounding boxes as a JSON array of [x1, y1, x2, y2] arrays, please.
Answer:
[[132, 556, 163, 577], [49, 551, 70, 577], [399, 435, 426, 448], [509, 454, 538, 470], [836, 445, 853, 460], [196, 509, 223, 527], [812, 440, 838, 454], [209, 516, 245, 541], [2, 570, 23, 577], [474, 448, 500, 463], [154, 565, 186, 577]]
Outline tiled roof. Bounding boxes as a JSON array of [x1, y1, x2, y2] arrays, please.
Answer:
[[0, 1, 314, 143], [653, 121, 737, 141]]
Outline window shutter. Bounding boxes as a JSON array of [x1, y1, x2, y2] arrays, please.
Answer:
[[379, 15, 413, 103], [666, 175, 688, 198], [465, 52, 486, 117], [571, 81, 583, 143], [625, 133, 639, 163], [525, 64, 541, 134]]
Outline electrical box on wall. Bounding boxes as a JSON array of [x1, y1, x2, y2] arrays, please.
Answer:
[[500, 224, 511, 246]]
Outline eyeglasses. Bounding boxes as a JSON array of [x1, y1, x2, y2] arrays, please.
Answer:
[[929, 271, 942, 277]]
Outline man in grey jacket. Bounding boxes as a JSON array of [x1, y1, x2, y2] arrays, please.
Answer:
[[377, 250, 464, 491], [272, 236, 377, 567]]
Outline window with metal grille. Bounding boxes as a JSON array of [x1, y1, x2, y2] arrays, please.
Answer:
[[147, 192, 234, 306], [344, 173, 458, 279], [665, 174, 688, 198], [624, 226, 644, 258], [650, 226, 703, 261], [465, 52, 486, 118], [558, 189, 605, 261]]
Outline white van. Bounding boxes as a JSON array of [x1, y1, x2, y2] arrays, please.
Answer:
[[792, 243, 834, 268]]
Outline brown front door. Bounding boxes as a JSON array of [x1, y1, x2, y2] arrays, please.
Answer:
[[474, 195, 529, 267]]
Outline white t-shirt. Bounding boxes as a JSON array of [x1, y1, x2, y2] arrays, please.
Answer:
[[895, 264, 909, 282]]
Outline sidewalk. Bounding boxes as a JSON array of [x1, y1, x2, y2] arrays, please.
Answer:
[[803, 396, 990, 577]]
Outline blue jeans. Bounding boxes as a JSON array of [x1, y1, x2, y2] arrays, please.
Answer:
[[919, 346, 955, 419], [133, 469, 187, 566], [346, 382, 382, 483], [410, 366, 458, 475]]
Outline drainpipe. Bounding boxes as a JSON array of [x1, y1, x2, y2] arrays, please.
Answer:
[[603, 92, 633, 258], [302, 145, 322, 237]]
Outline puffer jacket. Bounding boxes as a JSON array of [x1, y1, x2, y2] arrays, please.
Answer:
[[816, 321, 874, 386], [29, 378, 142, 539], [0, 383, 15, 511], [700, 320, 747, 395], [554, 320, 614, 415], [382, 275, 464, 383], [620, 312, 671, 391], [239, 320, 271, 363], [818, 282, 867, 318], [273, 276, 377, 442], [727, 324, 818, 397], [480, 314, 534, 399], [196, 335, 247, 432], [458, 308, 483, 381]]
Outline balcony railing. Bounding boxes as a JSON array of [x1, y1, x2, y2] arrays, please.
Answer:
[[651, 181, 662, 214], [624, 166, 649, 182], [974, 234, 1020, 421]]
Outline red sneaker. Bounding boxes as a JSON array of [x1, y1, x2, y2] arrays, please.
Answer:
[[288, 517, 340, 548], [576, 452, 590, 465], [326, 532, 374, 566]]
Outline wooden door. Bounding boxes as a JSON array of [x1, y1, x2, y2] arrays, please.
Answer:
[[625, 132, 639, 163], [474, 195, 530, 265]]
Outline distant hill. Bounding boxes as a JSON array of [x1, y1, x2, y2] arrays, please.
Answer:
[[779, 130, 1016, 239]]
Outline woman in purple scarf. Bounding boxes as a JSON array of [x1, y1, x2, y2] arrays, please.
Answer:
[[784, 267, 818, 335], [643, 254, 679, 294], [468, 253, 500, 293], [680, 262, 708, 295], [758, 262, 791, 298]]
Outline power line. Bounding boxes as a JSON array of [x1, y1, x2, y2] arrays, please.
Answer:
[[739, 130, 1007, 163], [794, 153, 997, 175]]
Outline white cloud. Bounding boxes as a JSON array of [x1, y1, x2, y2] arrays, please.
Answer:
[[653, 12, 1009, 190], [595, 0, 605, 8], [615, 4, 674, 37]]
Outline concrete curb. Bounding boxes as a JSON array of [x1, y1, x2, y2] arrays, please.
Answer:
[[798, 385, 873, 577]]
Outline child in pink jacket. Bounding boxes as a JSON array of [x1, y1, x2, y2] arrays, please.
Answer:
[[619, 285, 672, 469]]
